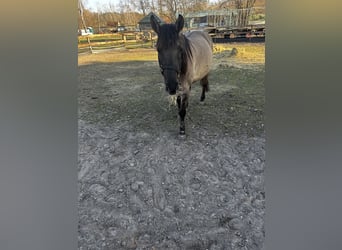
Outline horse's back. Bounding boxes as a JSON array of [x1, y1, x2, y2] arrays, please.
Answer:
[[185, 30, 213, 47], [185, 31, 213, 82]]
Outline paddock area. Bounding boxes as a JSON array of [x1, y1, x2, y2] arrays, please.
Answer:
[[78, 43, 265, 249]]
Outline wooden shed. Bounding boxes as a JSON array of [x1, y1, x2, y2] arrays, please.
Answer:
[[138, 12, 164, 31]]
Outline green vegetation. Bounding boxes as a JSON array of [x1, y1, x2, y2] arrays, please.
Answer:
[[250, 14, 265, 21]]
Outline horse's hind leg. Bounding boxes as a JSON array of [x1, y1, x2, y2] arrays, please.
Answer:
[[200, 74, 209, 102]]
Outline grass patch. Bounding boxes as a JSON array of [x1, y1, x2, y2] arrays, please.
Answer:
[[213, 43, 265, 64], [78, 49, 157, 65]]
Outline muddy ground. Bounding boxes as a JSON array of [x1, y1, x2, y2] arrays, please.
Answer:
[[78, 44, 265, 250]]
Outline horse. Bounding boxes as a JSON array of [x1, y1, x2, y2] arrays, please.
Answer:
[[150, 14, 213, 135]]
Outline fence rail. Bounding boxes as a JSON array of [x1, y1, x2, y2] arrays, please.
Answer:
[[78, 32, 156, 54], [78, 25, 265, 54]]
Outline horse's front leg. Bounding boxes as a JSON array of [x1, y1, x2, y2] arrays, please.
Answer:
[[177, 92, 188, 135]]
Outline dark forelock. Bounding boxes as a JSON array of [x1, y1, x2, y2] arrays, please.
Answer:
[[156, 24, 179, 49]]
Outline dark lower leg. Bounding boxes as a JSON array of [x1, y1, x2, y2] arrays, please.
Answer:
[[179, 107, 186, 134], [200, 75, 209, 102], [178, 94, 188, 134], [200, 88, 206, 102], [177, 95, 181, 109]]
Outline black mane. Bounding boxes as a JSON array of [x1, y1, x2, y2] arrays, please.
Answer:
[[156, 24, 192, 75]]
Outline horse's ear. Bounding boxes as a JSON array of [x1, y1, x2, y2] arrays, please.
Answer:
[[150, 14, 160, 34], [175, 14, 184, 33]]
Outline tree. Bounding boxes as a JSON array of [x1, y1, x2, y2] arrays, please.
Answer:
[[234, 0, 256, 26], [78, 0, 93, 53], [164, 0, 178, 22], [217, 0, 257, 26], [137, 0, 151, 15], [78, 0, 88, 31], [158, 0, 208, 22]]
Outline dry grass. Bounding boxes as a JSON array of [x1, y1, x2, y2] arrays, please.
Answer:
[[78, 48, 157, 66], [78, 43, 265, 66], [213, 43, 265, 64]]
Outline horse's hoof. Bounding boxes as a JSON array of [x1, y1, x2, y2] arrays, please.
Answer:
[[178, 132, 186, 139], [179, 130, 185, 136]]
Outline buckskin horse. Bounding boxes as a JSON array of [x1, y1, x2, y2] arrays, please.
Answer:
[[150, 14, 213, 135]]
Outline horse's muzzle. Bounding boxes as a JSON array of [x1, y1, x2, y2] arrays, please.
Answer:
[[168, 89, 177, 95], [165, 85, 179, 95]]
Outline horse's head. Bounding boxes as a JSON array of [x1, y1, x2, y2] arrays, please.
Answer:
[[150, 14, 185, 95]]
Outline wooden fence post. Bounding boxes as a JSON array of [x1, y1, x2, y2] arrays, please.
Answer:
[[87, 36, 93, 53], [149, 32, 153, 48]]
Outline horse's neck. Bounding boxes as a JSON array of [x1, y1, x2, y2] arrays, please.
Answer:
[[180, 35, 191, 76], [181, 34, 191, 50]]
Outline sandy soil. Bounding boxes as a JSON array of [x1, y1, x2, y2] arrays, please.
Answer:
[[78, 43, 265, 249]]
